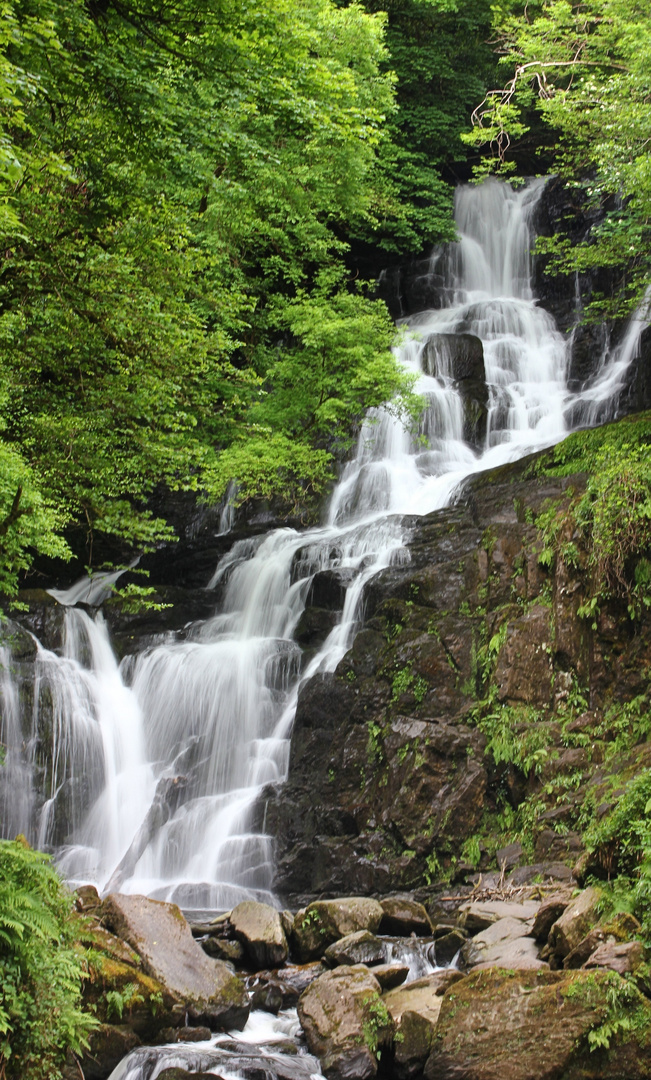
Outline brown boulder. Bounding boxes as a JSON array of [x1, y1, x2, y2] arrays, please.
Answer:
[[384, 971, 466, 1080], [531, 890, 572, 941], [324, 930, 385, 968], [230, 900, 288, 968], [424, 968, 651, 1080], [547, 886, 602, 959], [297, 965, 393, 1080], [379, 897, 432, 936], [584, 940, 645, 976], [101, 893, 249, 1030], [292, 897, 383, 962]]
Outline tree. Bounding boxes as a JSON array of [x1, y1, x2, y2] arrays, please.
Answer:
[[353, 0, 503, 252], [464, 0, 651, 317], [0, 0, 416, 591]]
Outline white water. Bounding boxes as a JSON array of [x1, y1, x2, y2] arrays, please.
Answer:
[[7, 179, 648, 906]]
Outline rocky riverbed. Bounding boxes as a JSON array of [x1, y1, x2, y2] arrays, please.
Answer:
[[66, 884, 651, 1080]]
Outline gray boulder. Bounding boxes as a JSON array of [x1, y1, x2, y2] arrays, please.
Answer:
[[379, 897, 432, 936], [460, 916, 546, 971], [101, 893, 249, 1030], [324, 930, 385, 968]]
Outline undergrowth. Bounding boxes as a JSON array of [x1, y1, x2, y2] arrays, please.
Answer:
[[0, 838, 97, 1079]]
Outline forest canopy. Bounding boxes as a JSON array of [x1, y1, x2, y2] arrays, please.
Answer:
[[0, 0, 427, 592]]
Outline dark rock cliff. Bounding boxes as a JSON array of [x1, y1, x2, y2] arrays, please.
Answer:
[[265, 440, 651, 905]]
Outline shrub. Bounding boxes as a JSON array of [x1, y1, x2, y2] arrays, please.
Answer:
[[0, 838, 96, 1079]]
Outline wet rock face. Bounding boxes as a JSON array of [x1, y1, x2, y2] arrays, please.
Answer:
[[267, 452, 651, 903], [421, 332, 488, 448], [531, 176, 651, 413]]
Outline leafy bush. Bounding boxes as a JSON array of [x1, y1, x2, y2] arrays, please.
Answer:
[[0, 838, 96, 1079]]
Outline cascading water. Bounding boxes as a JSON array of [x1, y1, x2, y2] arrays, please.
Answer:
[[7, 178, 648, 909]]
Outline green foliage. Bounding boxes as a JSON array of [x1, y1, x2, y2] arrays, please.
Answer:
[[0, 839, 96, 1079], [104, 983, 144, 1022], [466, 0, 651, 315], [362, 994, 392, 1057], [391, 663, 428, 704], [0, 444, 72, 599], [0, 0, 420, 591], [358, 0, 502, 251], [531, 416, 651, 618]]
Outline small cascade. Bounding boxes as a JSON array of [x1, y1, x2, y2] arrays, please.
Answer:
[[33, 610, 155, 889], [6, 178, 648, 908], [0, 647, 33, 839]]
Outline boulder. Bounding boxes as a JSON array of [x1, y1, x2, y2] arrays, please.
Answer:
[[83, 955, 178, 1039], [292, 897, 384, 962], [495, 841, 524, 871], [230, 900, 288, 969], [531, 891, 572, 940], [547, 886, 602, 959], [424, 968, 651, 1080], [379, 897, 432, 936], [383, 970, 465, 1026], [201, 936, 245, 964], [370, 963, 409, 990], [70, 1024, 141, 1080], [384, 971, 466, 1080], [584, 940, 646, 976], [421, 332, 488, 448], [101, 893, 249, 1030], [433, 928, 466, 966], [458, 899, 539, 934], [460, 917, 545, 971], [563, 927, 613, 969], [297, 965, 393, 1080], [324, 930, 385, 968]]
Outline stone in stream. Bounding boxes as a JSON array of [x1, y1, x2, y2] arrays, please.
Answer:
[[421, 332, 488, 448], [101, 893, 249, 1030], [424, 967, 651, 1080], [370, 963, 409, 990], [432, 928, 466, 966], [292, 896, 384, 962], [324, 930, 386, 968], [379, 896, 432, 936], [66, 1024, 141, 1080], [201, 936, 245, 964], [297, 964, 393, 1080], [230, 899, 288, 968]]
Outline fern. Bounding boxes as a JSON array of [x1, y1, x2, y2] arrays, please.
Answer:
[[0, 839, 98, 1079]]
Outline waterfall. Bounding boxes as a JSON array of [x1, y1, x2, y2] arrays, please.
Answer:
[[7, 179, 648, 908]]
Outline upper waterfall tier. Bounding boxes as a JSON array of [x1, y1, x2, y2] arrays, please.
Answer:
[[2, 178, 647, 909]]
